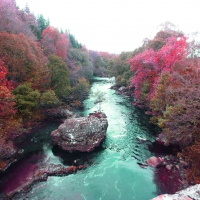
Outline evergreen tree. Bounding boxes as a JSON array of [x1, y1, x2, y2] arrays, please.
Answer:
[[37, 14, 50, 40], [47, 55, 70, 99]]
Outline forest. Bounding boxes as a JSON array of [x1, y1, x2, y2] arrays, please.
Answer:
[[1, 0, 200, 186]]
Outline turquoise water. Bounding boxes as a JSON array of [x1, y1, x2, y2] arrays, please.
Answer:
[[1, 77, 159, 199]]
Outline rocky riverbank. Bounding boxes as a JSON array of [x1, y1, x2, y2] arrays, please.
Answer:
[[0, 106, 78, 172], [0, 110, 108, 199], [111, 84, 195, 197], [1, 164, 86, 200]]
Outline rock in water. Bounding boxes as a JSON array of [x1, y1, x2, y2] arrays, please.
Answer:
[[146, 156, 164, 168], [51, 112, 108, 152]]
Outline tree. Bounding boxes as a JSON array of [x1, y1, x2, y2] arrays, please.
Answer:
[[41, 26, 69, 60], [128, 36, 187, 107], [0, 32, 47, 87], [18, 4, 39, 39], [40, 90, 60, 108], [67, 48, 93, 79], [68, 32, 82, 49], [47, 55, 70, 99], [73, 77, 90, 102], [36, 14, 50, 40], [0, 58, 17, 135], [93, 90, 106, 112], [155, 63, 200, 146], [0, 0, 36, 38], [12, 83, 40, 121]]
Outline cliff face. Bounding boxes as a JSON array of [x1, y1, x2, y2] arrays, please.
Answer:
[[0, 139, 17, 171], [51, 112, 108, 152]]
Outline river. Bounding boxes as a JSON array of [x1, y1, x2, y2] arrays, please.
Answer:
[[0, 77, 166, 199]]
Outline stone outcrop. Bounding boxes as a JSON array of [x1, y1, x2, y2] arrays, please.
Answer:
[[43, 107, 77, 119], [156, 132, 193, 147], [0, 140, 18, 171], [146, 156, 164, 168], [152, 184, 200, 200], [51, 112, 108, 152], [2, 164, 86, 199]]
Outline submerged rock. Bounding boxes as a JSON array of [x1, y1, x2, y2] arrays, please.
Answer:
[[51, 112, 108, 152]]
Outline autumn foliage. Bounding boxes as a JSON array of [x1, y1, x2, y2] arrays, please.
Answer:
[[129, 36, 187, 106], [128, 29, 200, 183], [2, 0, 200, 184], [0, 0, 36, 38], [41, 26, 69, 59], [0, 59, 17, 136], [0, 32, 47, 87]]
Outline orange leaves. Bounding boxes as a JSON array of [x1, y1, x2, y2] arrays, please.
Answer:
[[0, 32, 46, 85], [180, 141, 200, 183], [0, 58, 18, 136]]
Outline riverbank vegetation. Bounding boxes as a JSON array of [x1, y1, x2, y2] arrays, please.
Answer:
[[1, 0, 200, 185], [109, 24, 200, 184], [0, 0, 115, 138]]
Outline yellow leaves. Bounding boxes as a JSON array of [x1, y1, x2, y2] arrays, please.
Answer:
[[157, 117, 166, 128], [0, 85, 13, 99]]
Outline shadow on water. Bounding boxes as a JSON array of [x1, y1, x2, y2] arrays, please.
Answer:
[[51, 144, 106, 167]]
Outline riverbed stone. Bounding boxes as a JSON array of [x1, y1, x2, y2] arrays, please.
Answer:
[[146, 156, 164, 168], [51, 112, 108, 152]]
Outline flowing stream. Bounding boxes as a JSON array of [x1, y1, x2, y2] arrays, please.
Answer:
[[0, 77, 163, 199]]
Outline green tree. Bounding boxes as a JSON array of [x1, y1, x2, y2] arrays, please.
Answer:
[[12, 83, 40, 120], [40, 90, 60, 108], [93, 90, 106, 112], [47, 55, 70, 99], [37, 14, 50, 40], [68, 32, 82, 49], [73, 78, 90, 102]]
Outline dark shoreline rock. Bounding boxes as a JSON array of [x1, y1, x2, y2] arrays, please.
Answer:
[[51, 112, 108, 152], [0, 119, 62, 172], [152, 184, 200, 200], [146, 140, 190, 195], [42, 106, 78, 119], [110, 85, 132, 96], [1, 164, 86, 200]]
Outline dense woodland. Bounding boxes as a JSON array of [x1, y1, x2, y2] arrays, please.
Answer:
[[1, 0, 200, 184]]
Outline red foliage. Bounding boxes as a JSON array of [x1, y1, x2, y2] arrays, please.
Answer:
[[0, 0, 36, 38], [129, 36, 187, 106], [41, 26, 69, 60], [158, 62, 200, 146], [0, 32, 48, 89], [0, 58, 12, 90], [0, 58, 17, 135]]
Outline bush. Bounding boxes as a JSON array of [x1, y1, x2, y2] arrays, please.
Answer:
[[40, 90, 60, 108], [12, 83, 40, 120], [73, 78, 90, 102]]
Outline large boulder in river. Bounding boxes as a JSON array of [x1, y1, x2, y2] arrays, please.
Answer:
[[51, 112, 108, 152]]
